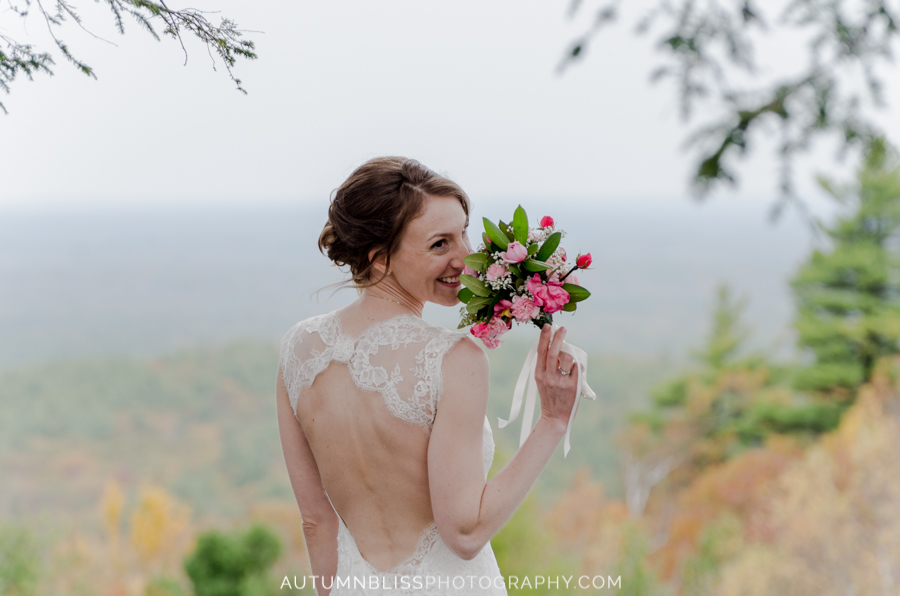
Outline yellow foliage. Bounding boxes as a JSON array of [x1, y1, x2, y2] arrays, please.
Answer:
[[129, 485, 191, 565], [101, 479, 125, 538]]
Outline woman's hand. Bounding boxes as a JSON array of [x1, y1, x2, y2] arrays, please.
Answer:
[[534, 325, 579, 429]]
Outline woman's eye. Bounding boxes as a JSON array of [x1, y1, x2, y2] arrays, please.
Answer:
[[432, 239, 447, 249]]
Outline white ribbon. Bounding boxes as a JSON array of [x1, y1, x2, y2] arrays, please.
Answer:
[[497, 324, 597, 457]]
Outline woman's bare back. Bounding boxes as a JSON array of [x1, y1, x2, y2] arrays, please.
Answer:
[[280, 306, 491, 573]]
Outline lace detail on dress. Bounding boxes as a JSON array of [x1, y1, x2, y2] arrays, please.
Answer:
[[280, 312, 468, 435], [280, 311, 506, 595]]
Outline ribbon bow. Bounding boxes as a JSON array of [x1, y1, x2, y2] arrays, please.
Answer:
[[497, 325, 596, 457]]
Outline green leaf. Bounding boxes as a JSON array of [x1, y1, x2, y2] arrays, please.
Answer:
[[535, 232, 561, 262], [482, 232, 492, 247], [457, 288, 474, 303], [562, 283, 591, 302], [512, 205, 529, 244], [508, 264, 523, 278], [523, 259, 555, 272], [463, 253, 489, 271], [527, 243, 539, 256], [483, 218, 509, 250], [563, 302, 577, 312], [498, 220, 516, 241], [461, 274, 491, 297], [466, 296, 491, 313]]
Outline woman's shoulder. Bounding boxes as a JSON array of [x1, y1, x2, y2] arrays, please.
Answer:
[[439, 327, 488, 366], [279, 311, 337, 348]]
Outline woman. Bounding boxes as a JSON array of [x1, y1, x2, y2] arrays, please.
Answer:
[[276, 157, 580, 595]]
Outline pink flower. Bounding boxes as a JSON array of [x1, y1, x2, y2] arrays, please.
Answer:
[[526, 273, 570, 314], [559, 248, 567, 261], [471, 316, 511, 349], [510, 294, 540, 322], [486, 262, 509, 281], [470, 322, 498, 348], [494, 299, 514, 319], [540, 216, 554, 228], [500, 241, 528, 264], [576, 253, 592, 269], [462, 265, 479, 278]]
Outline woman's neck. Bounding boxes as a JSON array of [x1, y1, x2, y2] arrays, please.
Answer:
[[363, 275, 424, 317]]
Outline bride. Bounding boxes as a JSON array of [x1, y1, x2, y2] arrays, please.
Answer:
[[276, 157, 580, 595]]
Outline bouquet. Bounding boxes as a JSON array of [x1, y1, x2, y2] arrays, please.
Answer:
[[457, 206, 592, 349]]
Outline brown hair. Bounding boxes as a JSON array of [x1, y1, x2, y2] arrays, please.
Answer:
[[318, 157, 471, 287]]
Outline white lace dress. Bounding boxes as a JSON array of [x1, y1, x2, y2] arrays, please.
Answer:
[[280, 311, 508, 596]]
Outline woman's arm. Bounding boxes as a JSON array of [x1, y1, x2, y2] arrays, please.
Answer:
[[276, 364, 339, 595], [428, 325, 578, 560]]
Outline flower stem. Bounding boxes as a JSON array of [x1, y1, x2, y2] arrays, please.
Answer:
[[559, 266, 579, 282]]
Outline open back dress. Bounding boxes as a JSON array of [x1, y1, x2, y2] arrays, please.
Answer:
[[279, 310, 508, 595]]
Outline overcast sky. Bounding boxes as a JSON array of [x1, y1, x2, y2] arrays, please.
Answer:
[[1, 0, 898, 211]]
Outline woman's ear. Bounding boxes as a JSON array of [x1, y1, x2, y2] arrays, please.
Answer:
[[369, 249, 388, 275]]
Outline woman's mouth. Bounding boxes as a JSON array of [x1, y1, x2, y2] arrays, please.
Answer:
[[437, 276, 460, 286]]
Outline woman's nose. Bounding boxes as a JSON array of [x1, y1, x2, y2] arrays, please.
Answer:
[[451, 238, 471, 267]]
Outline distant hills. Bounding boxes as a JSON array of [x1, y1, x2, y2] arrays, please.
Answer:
[[0, 339, 675, 526], [0, 199, 820, 371]]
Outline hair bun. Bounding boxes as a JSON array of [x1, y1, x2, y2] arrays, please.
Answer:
[[317, 157, 470, 287]]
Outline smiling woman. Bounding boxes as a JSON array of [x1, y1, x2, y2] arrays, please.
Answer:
[[277, 156, 581, 594], [317, 157, 471, 295]]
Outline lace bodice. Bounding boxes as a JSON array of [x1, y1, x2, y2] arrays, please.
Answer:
[[281, 311, 468, 434], [279, 311, 505, 595]]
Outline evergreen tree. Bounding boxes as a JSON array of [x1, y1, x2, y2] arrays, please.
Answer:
[[791, 138, 900, 395]]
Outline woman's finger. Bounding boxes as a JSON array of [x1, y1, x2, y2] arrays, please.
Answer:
[[557, 352, 574, 368], [535, 324, 551, 376], [546, 326, 566, 374]]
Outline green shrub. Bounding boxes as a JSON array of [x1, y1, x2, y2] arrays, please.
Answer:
[[183, 524, 281, 596]]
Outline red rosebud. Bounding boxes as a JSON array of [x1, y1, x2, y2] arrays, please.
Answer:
[[576, 253, 592, 269], [540, 216, 554, 228]]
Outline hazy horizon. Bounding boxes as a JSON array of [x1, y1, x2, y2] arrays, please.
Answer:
[[0, 196, 826, 371]]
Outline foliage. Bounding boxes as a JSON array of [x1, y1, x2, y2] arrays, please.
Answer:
[[691, 285, 748, 371], [633, 284, 825, 474], [490, 491, 581, 595], [0, 522, 40, 596], [130, 485, 191, 565], [610, 522, 665, 596], [561, 0, 900, 203], [145, 576, 187, 596], [678, 513, 744, 595], [0, 0, 257, 112], [183, 524, 282, 596], [714, 356, 900, 595], [792, 138, 900, 394]]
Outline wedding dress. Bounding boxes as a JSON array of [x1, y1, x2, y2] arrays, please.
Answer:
[[280, 311, 508, 596]]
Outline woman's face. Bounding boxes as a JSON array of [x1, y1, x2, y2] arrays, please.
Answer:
[[388, 195, 472, 307]]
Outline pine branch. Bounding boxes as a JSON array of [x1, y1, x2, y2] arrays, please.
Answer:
[[0, 0, 258, 111], [560, 0, 900, 206]]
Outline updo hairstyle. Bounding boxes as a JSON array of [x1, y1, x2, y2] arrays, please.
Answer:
[[318, 157, 471, 287]]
